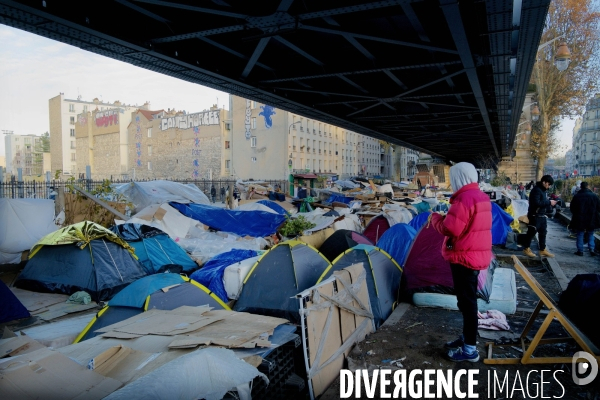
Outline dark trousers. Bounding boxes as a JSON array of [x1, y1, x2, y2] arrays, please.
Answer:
[[523, 215, 547, 250], [450, 263, 479, 346]]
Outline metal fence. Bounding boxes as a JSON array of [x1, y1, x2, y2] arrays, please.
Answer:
[[0, 179, 289, 200]]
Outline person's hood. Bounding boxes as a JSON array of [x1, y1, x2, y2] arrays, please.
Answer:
[[576, 180, 582, 186], [450, 162, 478, 192]]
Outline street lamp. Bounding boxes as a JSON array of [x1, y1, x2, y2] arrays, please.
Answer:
[[288, 120, 301, 134]]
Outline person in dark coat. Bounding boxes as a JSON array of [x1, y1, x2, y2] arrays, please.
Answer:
[[522, 175, 557, 258], [210, 185, 216, 203], [220, 186, 225, 202], [569, 182, 600, 256]]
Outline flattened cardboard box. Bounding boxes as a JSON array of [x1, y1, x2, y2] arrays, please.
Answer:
[[0, 347, 122, 400]]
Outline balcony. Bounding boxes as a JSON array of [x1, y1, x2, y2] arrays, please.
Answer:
[[313, 129, 316, 134], [318, 149, 321, 154], [307, 147, 311, 152], [293, 145, 296, 150], [300, 127, 304, 132], [329, 151, 332, 155], [313, 149, 316, 154]]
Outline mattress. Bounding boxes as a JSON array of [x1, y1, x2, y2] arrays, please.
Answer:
[[412, 267, 516, 315]]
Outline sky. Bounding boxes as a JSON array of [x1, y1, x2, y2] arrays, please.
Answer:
[[0, 24, 576, 158], [0, 25, 229, 157]]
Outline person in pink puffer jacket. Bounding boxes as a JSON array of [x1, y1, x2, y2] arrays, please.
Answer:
[[430, 162, 492, 363]]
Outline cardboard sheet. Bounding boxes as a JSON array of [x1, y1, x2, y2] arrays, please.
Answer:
[[0, 347, 122, 400], [35, 301, 98, 321], [0, 329, 46, 358], [9, 288, 68, 313]]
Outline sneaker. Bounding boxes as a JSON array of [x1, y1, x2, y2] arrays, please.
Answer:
[[591, 251, 598, 257], [444, 337, 464, 349], [539, 249, 555, 258], [575, 251, 584, 256], [523, 248, 537, 258], [446, 347, 479, 363]]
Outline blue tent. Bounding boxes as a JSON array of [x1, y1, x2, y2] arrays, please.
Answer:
[[111, 223, 197, 274], [376, 223, 418, 266], [170, 202, 286, 237], [408, 211, 431, 231], [190, 249, 259, 302], [0, 280, 30, 324], [491, 202, 514, 245], [256, 200, 288, 215]]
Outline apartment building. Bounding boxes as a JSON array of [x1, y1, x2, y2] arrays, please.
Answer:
[[3, 133, 50, 177], [572, 95, 600, 177]]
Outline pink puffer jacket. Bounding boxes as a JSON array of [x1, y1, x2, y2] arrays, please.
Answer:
[[430, 183, 492, 270]]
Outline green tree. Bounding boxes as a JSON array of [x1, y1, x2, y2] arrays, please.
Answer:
[[530, 0, 600, 180]]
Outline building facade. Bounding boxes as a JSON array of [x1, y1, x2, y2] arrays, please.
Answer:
[[572, 95, 600, 177], [49, 94, 143, 177], [125, 106, 228, 180], [3, 133, 49, 177], [229, 95, 392, 181]]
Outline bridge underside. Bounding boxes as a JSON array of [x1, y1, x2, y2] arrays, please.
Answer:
[[0, 0, 549, 165]]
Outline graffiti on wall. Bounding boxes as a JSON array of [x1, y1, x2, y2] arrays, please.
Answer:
[[245, 100, 252, 140], [78, 115, 87, 126], [134, 116, 142, 167], [160, 110, 219, 131], [192, 126, 200, 178], [95, 109, 119, 127], [259, 105, 276, 129]]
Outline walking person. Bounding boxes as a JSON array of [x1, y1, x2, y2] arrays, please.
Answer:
[[210, 185, 216, 203], [430, 162, 492, 362], [522, 175, 557, 258], [220, 186, 225, 202], [569, 182, 600, 256]]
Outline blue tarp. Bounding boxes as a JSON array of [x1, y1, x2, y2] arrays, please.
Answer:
[[491, 202, 514, 245], [325, 195, 353, 204], [109, 273, 186, 308], [170, 202, 287, 237], [257, 200, 288, 215], [0, 280, 30, 323], [376, 224, 418, 266], [190, 249, 259, 301], [111, 223, 197, 273], [408, 211, 431, 231]]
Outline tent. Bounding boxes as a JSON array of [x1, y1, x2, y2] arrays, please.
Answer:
[[0, 280, 30, 324], [75, 273, 229, 343], [317, 244, 403, 328], [0, 198, 59, 264], [491, 202, 514, 245], [190, 249, 259, 302], [233, 240, 330, 323], [402, 223, 495, 302], [257, 200, 289, 215], [376, 224, 418, 267], [558, 274, 600, 347], [15, 222, 146, 302], [170, 202, 286, 237], [114, 180, 210, 213], [408, 211, 431, 232], [362, 214, 390, 244], [318, 229, 373, 262], [110, 223, 198, 274]]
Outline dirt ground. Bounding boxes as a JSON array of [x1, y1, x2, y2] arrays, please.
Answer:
[[320, 256, 600, 400]]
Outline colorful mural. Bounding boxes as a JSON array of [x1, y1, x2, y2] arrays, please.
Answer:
[[134, 115, 142, 167], [160, 110, 219, 131], [245, 99, 252, 140], [95, 109, 119, 127], [192, 126, 200, 178], [78, 115, 87, 126], [259, 105, 276, 129]]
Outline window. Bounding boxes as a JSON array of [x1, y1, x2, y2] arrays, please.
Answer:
[[251, 101, 256, 109], [225, 160, 231, 169], [70, 116, 75, 125], [69, 104, 75, 112], [148, 161, 152, 170], [70, 129, 75, 137], [251, 117, 256, 129], [251, 157, 257, 163], [225, 141, 230, 149], [70, 141, 75, 149], [147, 128, 152, 138], [71, 153, 76, 161], [83, 105, 88, 112], [251, 137, 257, 147], [225, 122, 231, 130], [148, 145, 152, 155]]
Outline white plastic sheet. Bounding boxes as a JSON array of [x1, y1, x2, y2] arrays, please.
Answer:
[[104, 347, 268, 400], [333, 214, 363, 232], [0, 199, 59, 264], [123, 203, 199, 240], [511, 199, 529, 218], [381, 204, 413, 225], [236, 202, 279, 214], [178, 231, 267, 266], [114, 180, 210, 213]]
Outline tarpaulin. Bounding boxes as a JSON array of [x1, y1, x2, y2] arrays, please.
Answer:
[[491, 202, 514, 245], [170, 203, 286, 237], [190, 249, 259, 302]]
